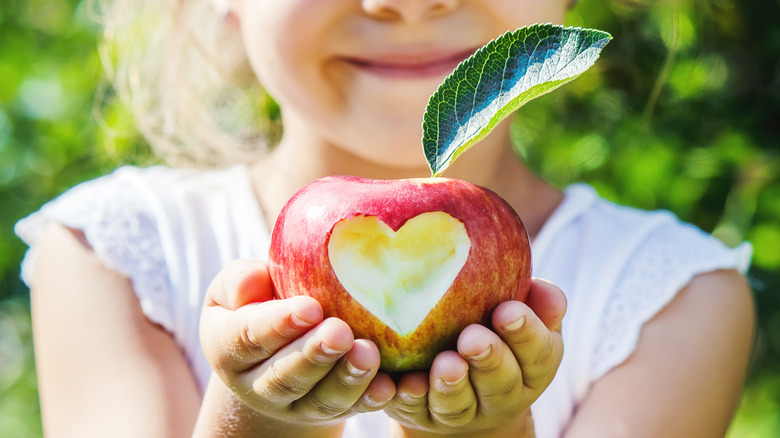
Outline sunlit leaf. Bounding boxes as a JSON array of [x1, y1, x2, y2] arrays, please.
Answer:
[[422, 24, 612, 176]]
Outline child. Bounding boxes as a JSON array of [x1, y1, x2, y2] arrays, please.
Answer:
[[15, 0, 754, 437]]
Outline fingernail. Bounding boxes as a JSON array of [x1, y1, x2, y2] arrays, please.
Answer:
[[466, 344, 492, 362], [345, 358, 371, 378], [320, 342, 346, 356], [400, 391, 427, 403], [290, 312, 314, 328], [362, 393, 384, 408], [441, 371, 468, 387], [502, 315, 525, 332]]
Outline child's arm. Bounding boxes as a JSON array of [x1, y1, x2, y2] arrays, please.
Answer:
[[563, 269, 754, 437], [29, 223, 201, 437], [195, 259, 396, 438]]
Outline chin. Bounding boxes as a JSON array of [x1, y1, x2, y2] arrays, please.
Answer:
[[337, 125, 430, 172], [366, 143, 429, 171], [357, 147, 430, 173]]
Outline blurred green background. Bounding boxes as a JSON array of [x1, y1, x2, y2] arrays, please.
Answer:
[[1, 0, 778, 435]]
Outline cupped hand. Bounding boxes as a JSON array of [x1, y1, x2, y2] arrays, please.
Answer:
[[199, 259, 396, 427], [385, 278, 566, 437]]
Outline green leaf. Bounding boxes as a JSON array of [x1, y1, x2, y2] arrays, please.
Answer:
[[422, 24, 612, 176]]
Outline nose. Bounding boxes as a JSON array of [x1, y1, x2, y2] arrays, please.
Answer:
[[361, 0, 460, 23]]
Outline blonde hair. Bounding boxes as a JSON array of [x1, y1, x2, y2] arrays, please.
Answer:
[[93, 0, 279, 167]]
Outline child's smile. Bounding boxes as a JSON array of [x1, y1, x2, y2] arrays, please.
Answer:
[[235, 0, 566, 169], [341, 46, 479, 80]]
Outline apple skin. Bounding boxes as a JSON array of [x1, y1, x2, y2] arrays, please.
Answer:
[[268, 175, 532, 372]]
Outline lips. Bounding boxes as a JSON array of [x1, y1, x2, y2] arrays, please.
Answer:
[[343, 47, 478, 79]]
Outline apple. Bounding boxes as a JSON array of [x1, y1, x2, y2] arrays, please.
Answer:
[[268, 175, 532, 372]]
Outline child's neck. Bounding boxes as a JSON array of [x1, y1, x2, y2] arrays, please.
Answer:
[[248, 124, 562, 241]]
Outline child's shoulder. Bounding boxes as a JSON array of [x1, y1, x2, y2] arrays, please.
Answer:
[[553, 183, 750, 270], [531, 183, 752, 423], [549, 183, 751, 373], [22, 164, 255, 228], [15, 164, 266, 349], [81, 164, 252, 197], [15, 163, 261, 290]]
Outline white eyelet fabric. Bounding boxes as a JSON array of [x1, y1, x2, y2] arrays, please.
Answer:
[[16, 168, 174, 329]]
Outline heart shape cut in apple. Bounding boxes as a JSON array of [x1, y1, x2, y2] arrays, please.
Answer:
[[328, 212, 471, 336], [269, 176, 531, 371]]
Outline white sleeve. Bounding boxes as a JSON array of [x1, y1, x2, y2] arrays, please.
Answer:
[[589, 220, 752, 380], [14, 166, 175, 332]]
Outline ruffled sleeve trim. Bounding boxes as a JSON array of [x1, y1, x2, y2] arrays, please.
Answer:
[[14, 166, 175, 331], [589, 221, 752, 381]]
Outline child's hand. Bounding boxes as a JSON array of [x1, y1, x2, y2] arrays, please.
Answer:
[[385, 279, 566, 438], [199, 259, 396, 432]]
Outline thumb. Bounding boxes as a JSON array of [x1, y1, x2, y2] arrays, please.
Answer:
[[206, 258, 276, 310], [524, 278, 567, 331], [201, 258, 325, 374]]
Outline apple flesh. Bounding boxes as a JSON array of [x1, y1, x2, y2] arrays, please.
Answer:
[[268, 176, 531, 372]]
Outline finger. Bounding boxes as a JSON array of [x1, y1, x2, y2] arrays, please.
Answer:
[[457, 324, 524, 410], [352, 372, 396, 413], [201, 295, 324, 375], [492, 300, 564, 392], [385, 371, 430, 426], [525, 278, 567, 331], [427, 351, 477, 427], [293, 339, 382, 419], [205, 258, 276, 310], [245, 317, 355, 408]]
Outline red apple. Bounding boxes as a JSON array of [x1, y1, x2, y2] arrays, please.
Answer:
[[268, 176, 531, 372]]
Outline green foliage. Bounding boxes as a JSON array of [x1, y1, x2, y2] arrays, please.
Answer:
[[0, 0, 778, 436], [1, 0, 151, 434], [0, 297, 39, 438], [0, 0, 151, 297], [423, 25, 611, 176], [513, 2, 780, 435]]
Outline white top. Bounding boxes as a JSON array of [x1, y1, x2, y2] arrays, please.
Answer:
[[15, 165, 751, 438]]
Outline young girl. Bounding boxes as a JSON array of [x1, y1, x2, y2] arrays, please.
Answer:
[[15, 0, 755, 437]]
